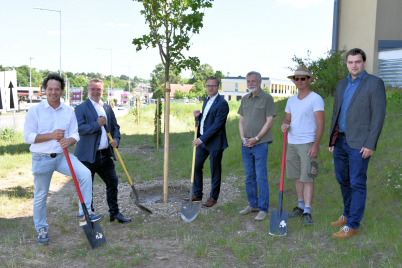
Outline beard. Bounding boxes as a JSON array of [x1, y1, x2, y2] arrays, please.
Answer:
[[248, 86, 259, 92]]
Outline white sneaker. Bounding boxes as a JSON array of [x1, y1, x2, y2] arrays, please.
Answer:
[[239, 206, 259, 215], [254, 211, 267, 221]]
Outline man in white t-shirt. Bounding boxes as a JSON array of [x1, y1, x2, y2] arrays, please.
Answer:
[[281, 66, 324, 225]]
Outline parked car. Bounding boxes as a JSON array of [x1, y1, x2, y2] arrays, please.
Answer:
[[117, 104, 125, 110]]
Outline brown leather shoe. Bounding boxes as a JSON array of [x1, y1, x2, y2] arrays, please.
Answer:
[[332, 226, 359, 239], [183, 196, 202, 202], [331, 215, 347, 227], [202, 197, 217, 207]]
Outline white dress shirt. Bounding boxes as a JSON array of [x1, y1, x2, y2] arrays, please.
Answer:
[[24, 99, 80, 154], [89, 99, 109, 150], [200, 94, 218, 135]]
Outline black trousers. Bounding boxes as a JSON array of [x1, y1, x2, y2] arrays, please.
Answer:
[[82, 150, 120, 216], [193, 144, 224, 200]]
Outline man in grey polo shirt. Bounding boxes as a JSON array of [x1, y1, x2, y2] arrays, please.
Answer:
[[238, 71, 277, 221]]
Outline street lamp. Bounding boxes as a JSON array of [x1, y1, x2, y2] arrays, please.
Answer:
[[34, 7, 61, 76], [96, 48, 113, 104]]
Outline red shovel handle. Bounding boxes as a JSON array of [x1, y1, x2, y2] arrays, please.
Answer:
[[280, 132, 288, 191], [63, 148, 85, 204]]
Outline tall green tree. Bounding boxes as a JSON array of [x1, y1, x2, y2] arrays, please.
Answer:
[[132, 0, 214, 200]]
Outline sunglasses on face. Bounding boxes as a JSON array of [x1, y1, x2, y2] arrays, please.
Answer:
[[293, 77, 309, 81]]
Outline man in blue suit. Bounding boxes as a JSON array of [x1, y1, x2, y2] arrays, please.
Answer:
[[329, 48, 386, 239], [74, 78, 131, 223], [190, 76, 229, 207]]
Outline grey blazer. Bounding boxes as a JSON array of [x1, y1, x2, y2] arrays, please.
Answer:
[[329, 71, 386, 150]]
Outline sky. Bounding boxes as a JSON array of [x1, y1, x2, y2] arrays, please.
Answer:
[[0, 0, 334, 81]]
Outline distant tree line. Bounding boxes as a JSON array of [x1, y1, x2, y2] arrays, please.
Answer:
[[0, 64, 149, 102]]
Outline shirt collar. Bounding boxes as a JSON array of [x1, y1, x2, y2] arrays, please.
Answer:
[[44, 99, 63, 110], [246, 88, 263, 98], [207, 93, 218, 102], [89, 98, 104, 107], [347, 70, 366, 83]]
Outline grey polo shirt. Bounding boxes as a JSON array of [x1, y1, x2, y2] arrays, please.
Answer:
[[238, 89, 277, 144]]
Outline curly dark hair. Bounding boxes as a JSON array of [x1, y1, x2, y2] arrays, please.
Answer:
[[42, 74, 65, 90]]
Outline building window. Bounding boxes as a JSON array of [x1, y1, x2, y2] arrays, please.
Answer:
[[235, 83, 238, 92]]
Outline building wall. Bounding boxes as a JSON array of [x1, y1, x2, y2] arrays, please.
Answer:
[[338, 0, 378, 74], [337, 0, 402, 76]]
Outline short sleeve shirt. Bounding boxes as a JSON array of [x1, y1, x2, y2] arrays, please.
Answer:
[[238, 89, 277, 144]]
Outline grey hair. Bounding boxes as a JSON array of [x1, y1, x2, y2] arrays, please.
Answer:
[[87, 78, 104, 88], [246, 71, 261, 81]]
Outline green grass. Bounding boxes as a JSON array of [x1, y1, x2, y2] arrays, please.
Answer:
[[0, 95, 400, 267]]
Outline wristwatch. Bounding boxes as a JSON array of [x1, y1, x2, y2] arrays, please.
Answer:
[[254, 136, 259, 141]]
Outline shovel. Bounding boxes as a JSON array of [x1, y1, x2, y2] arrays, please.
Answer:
[[102, 124, 152, 214], [269, 131, 289, 236], [181, 116, 201, 222], [63, 148, 107, 249]]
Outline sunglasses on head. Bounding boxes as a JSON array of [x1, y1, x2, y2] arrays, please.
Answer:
[[293, 76, 310, 81]]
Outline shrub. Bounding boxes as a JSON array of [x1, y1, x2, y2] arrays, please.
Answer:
[[290, 50, 349, 97]]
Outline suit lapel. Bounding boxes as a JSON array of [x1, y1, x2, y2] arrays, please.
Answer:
[[203, 94, 220, 119], [348, 72, 368, 108], [86, 99, 98, 121]]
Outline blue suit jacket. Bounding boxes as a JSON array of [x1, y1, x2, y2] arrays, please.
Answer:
[[198, 94, 229, 151], [74, 99, 120, 163], [329, 71, 386, 150]]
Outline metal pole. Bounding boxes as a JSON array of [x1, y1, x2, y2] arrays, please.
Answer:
[[30, 57, 34, 103]]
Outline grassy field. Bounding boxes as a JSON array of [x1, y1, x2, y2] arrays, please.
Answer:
[[0, 94, 400, 267]]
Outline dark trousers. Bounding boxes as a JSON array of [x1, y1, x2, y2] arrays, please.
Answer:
[[82, 150, 120, 216], [333, 135, 370, 229], [193, 144, 224, 200]]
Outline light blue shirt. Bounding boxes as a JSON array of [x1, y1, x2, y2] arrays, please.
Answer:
[[338, 71, 366, 133]]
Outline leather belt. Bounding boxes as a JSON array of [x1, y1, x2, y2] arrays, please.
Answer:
[[97, 148, 110, 155], [35, 152, 62, 158]]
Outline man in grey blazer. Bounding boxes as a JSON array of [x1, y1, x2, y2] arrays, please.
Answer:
[[329, 48, 386, 239], [74, 78, 131, 224]]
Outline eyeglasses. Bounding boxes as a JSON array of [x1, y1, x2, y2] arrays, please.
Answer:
[[293, 77, 309, 81], [206, 85, 218, 88]]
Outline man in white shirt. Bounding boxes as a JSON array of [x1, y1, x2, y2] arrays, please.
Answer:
[[24, 74, 101, 245], [74, 78, 131, 223], [281, 66, 325, 225], [188, 76, 229, 208]]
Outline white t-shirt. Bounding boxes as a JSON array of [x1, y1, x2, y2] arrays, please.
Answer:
[[285, 91, 324, 144]]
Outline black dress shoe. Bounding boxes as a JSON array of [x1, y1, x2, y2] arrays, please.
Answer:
[[110, 212, 132, 223]]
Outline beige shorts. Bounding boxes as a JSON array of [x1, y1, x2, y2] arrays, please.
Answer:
[[286, 143, 318, 183]]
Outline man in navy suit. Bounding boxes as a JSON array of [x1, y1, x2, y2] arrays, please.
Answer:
[[74, 78, 131, 223], [329, 48, 386, 239], [190, 76, 229, 207]]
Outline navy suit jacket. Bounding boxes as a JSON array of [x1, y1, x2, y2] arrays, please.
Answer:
[[329, 71, 386, 150], [198, 94, 229, 151], [74, 99, 120, 163]]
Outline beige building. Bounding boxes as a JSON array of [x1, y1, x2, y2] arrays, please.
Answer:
[[220, 76, 297, 101], [333, 0, 402, 85]]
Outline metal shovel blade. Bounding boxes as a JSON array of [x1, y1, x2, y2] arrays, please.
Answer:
[[181, 201, 201, 222], [269, 210, 289, 236], [129, 185, 152, 214], [82, 221, 107, 249]]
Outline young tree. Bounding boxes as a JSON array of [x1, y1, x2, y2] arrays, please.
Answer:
[[133, 0, 214, 202]]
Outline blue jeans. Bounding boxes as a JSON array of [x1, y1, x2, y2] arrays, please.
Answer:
[[241, 142, 269, 212], [193, 144, 224, 200], [82, 151, 120, 216], [32, 152, 92, 233], [333, 135, 370, 229]]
